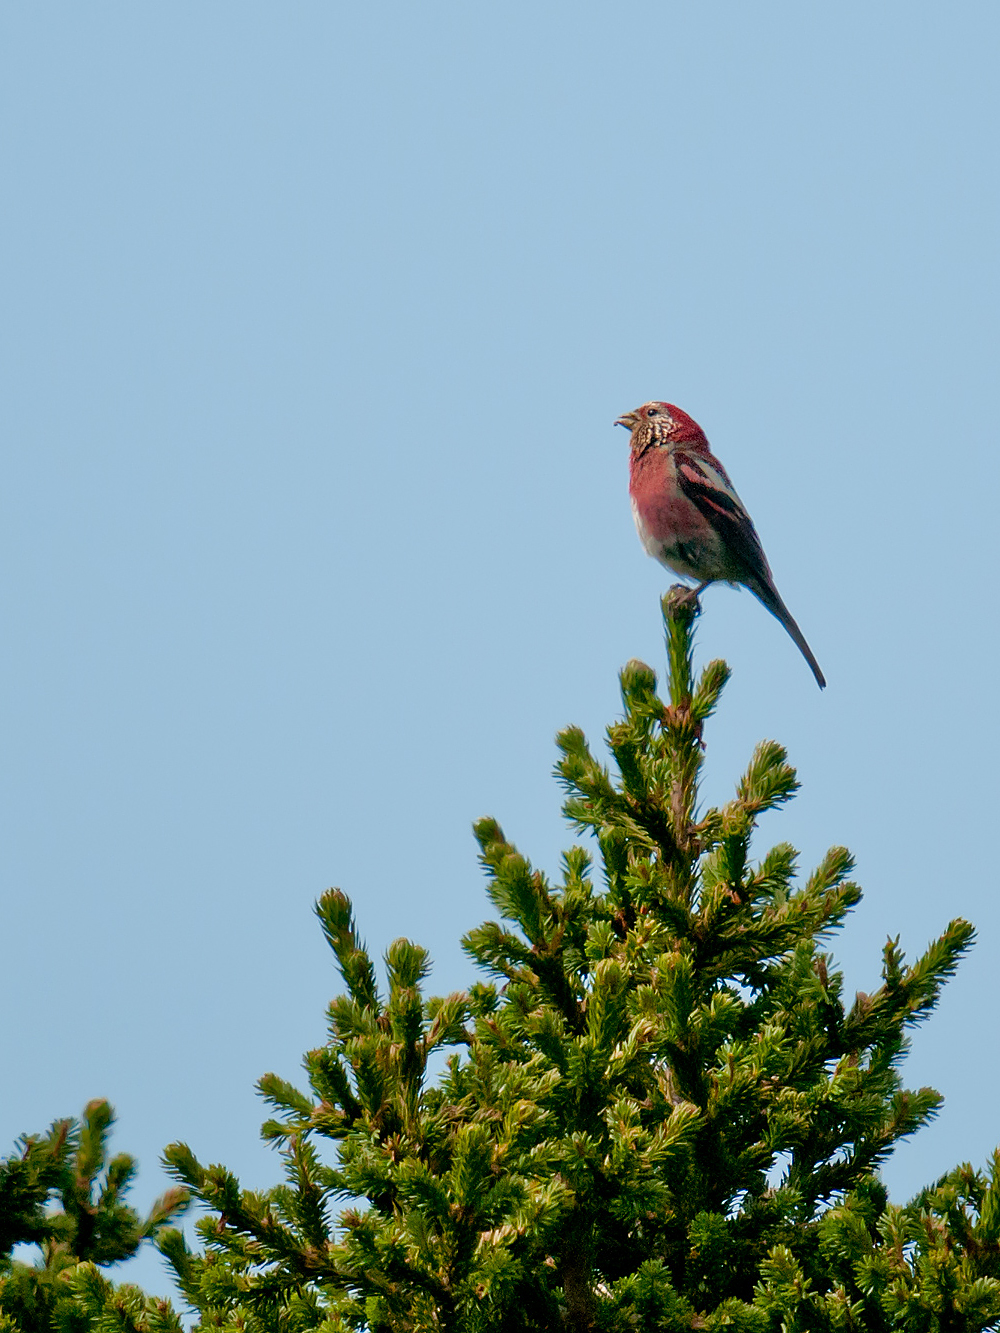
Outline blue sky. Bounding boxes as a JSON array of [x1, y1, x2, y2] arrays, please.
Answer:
[[2, 2, 998, 1296]]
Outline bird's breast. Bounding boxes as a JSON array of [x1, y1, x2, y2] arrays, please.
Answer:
[[628, 446, 727, 579], [629, 448, 705, 546]]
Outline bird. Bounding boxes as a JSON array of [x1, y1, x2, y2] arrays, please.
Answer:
[[616, 401, 825, 689]]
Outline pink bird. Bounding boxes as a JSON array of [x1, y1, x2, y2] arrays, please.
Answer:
[[617, 401, 825, 689]]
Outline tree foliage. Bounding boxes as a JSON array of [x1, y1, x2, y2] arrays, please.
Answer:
[[157, 592, 999, 1330], [0, 1100, 187, 1332], [4, 591, 998, 1330]]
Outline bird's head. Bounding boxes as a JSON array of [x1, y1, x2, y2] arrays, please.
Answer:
[[615, 402, 709, 454]]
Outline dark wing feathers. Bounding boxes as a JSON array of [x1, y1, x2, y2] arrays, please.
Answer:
[[674, 453, 772, 583], [676, 453, 826, 689]]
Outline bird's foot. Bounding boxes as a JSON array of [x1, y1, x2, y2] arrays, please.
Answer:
[[663, 583, 703, 618]]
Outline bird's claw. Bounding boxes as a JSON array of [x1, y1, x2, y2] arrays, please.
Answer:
[[662, 583, 702, 620]]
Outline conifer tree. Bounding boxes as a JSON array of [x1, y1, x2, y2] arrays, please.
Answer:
[[156, 591, 1000, 1331], [0, 1100, 187, 1332]]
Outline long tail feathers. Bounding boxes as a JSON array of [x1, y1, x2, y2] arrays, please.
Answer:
[[748, 578, 826, 689]]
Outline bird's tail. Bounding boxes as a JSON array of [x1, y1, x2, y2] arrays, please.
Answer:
[[748, 577, 826, 689]]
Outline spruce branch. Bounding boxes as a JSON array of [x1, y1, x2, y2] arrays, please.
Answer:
[[316, 888, 380, 1011]]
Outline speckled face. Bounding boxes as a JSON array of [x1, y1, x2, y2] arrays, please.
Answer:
[[615, 402, 679, 456], [638, 402, 675, 431], [616, 401, 710, 452], [615, 402, 676, 437]]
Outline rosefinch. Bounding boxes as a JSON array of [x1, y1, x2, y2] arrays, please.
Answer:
[[616, 401, 825, 689]]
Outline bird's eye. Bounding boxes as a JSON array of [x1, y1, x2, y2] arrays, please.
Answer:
[[647, 407, 658, 416]]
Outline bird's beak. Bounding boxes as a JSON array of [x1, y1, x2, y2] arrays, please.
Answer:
[[615, 411, 638, 431]]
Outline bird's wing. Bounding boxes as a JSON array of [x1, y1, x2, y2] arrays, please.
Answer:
[[674, 450, 773, 582], [676, 450, 826, 688]]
